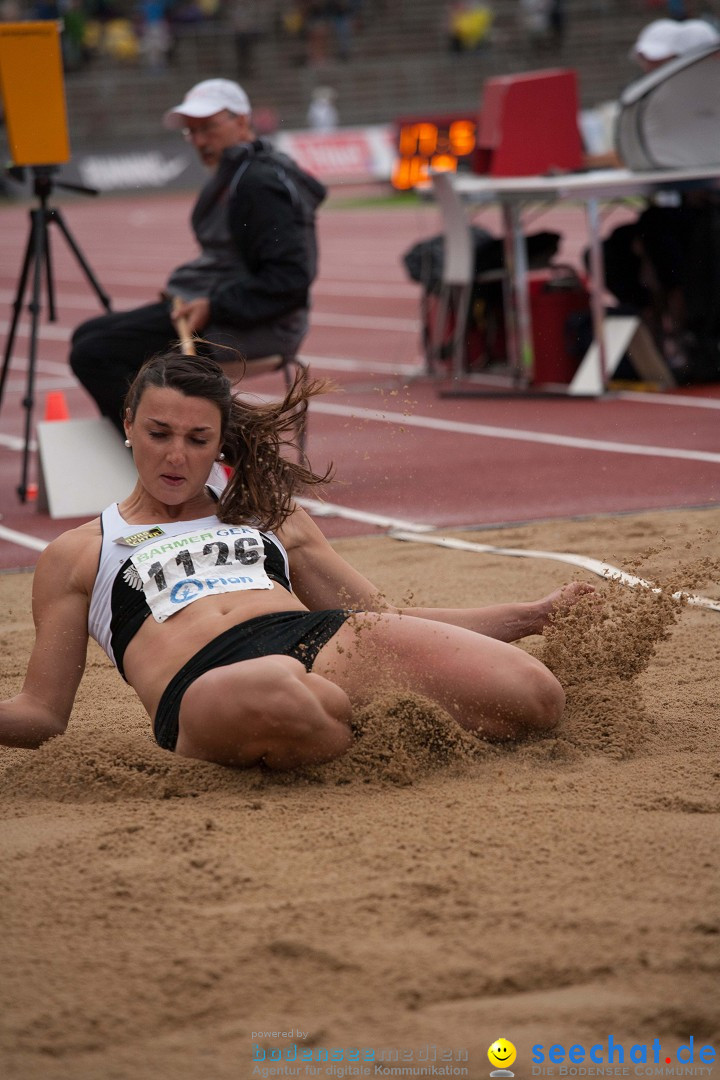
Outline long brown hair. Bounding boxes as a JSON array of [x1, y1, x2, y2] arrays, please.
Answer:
[[124, 351, 332, 530]]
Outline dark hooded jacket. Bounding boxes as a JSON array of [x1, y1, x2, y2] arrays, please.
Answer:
[[167, 138, 327, 329]]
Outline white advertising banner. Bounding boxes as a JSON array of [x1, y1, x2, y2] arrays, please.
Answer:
[[273, 125, 397, 184]]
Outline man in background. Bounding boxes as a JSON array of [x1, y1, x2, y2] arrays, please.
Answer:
[[593, 18, 720, 382], [70, 78, 326, 433], [631, 17, 720, 72]]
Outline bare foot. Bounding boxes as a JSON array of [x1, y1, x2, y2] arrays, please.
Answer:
[[532, 581, 596, 635]]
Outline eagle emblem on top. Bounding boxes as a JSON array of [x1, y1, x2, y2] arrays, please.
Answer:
[[122, 563, 144, 591]]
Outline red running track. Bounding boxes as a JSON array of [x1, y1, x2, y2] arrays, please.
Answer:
[[1, 189, 719, 570]]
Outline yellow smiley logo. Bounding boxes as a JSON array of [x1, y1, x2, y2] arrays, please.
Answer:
[[488, 1039, 517, 1069]]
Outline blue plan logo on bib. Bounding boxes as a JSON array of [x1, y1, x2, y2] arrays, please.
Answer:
[[170, 579, 204, 605], [169, 576, 254, 605]]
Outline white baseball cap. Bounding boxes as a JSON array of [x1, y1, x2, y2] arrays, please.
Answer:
[[632, 17, 720, 63], [632, 19, 682, 62], [163, 79, 251, 129]]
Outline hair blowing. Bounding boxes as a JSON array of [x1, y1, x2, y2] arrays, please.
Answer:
[[124, 351, 332, 530]]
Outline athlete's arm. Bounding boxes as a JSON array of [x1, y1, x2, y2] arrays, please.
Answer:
[[0, 530, 92, 748], [278, 506, 394, 612]]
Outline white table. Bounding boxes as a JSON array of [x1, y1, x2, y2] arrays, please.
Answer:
[[431, 165, 720, 394]]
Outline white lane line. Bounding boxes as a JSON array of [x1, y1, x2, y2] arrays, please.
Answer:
[[309, 400, 720, 464], [0, 356, 74, 377], [389, 530, 720, 614], [314, 282, 419, 299], [0, 524, 48, 552], [309, 312, 420, 332], [0, 289, 114, 312], [297, 497, 434, 532], [617, 390, 720, 410], [3, 377, 78, 395], [302, 353, 423, 376], [0, 433, 37, 451], [0, 320, 70, 342]]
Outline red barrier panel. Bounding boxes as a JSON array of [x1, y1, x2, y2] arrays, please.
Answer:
[[478, 69, 584, 176]]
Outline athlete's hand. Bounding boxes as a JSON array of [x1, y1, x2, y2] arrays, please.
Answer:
[[171, 297, 211, 335]]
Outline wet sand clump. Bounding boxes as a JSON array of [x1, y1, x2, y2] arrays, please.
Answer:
[[329, 691, 488, 784]]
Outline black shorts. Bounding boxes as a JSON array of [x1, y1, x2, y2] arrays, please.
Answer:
[[153, 609, 350, 752]]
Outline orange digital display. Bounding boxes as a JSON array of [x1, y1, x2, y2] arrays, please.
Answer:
[[392, 115, 480, 190]]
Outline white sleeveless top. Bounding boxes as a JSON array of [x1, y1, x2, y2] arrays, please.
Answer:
[[88, 498, 291, 673]]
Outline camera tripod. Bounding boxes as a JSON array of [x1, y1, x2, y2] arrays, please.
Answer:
[[0, 166, 112, 502]]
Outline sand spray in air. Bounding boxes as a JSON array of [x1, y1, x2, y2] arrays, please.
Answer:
[[538, 541, 720, 760]]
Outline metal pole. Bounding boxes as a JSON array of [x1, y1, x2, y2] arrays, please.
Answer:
[[585, 196, 608, 392]]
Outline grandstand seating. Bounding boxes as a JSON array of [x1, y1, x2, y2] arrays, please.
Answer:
[[58, 2, 660, 152]]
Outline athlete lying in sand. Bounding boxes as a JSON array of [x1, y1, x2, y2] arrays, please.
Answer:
[[0, 352, 592, 769]]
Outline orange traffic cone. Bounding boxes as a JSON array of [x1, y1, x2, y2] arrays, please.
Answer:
[[44, 390, 70, 421]]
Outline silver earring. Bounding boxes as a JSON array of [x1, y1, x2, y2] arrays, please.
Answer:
[[124, 439, 131, 448], [218, 452, 225, 461]]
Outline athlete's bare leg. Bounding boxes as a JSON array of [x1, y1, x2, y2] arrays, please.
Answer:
[[313, 611, 565, 740], [406, 581, 596, 643]]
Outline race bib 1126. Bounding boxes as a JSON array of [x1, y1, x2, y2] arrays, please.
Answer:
[[125, 525, 273, 622]]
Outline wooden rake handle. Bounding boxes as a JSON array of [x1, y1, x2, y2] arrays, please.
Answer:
[[171, 296, 197, 355]]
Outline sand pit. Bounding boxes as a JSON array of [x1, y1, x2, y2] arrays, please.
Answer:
[[1, 507, 719, 1080]]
